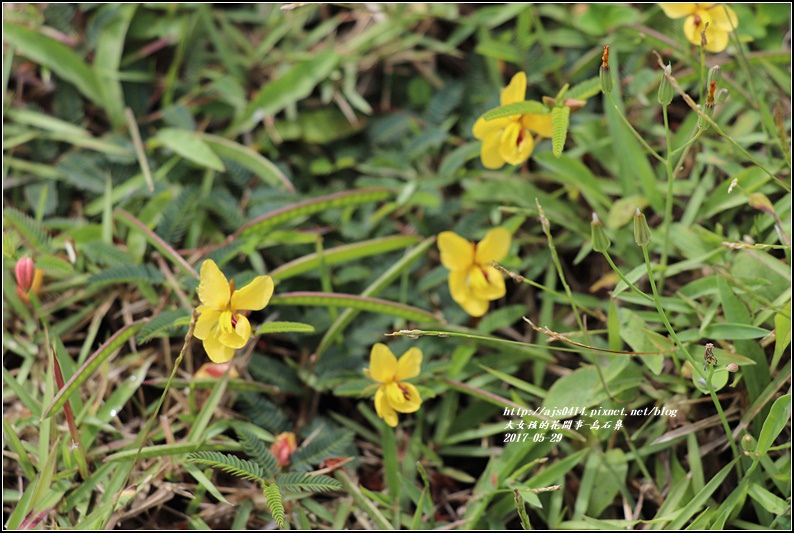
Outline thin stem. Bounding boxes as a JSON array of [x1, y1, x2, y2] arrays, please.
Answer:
[[106, 310, 198, 527], [606, 93, 665, 164], [659, 104, 676, 292], [705, 363, 743, 476], [601, 251, 654, 302]]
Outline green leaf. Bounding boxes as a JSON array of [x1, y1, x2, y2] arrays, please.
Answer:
[[755, 394, 791, 457], [269, 235, 421, 282], [3, 22, 101, 105], [42, 320, 145, 419], [256, 321, 315, 335], [270, 292, 438, 323], [551, 105, 570, 158], [154, 128, 225, 171], [233, 49, 340, 135], [773, 301, 791, 369], [236, 429, 279, 478], [187, 451, 267, 484], [136, 309, 191, 343], [4, 207, 52, 253], [700, 323, 771, 340], [290, 429, 354, 472], [239, 188, 393, 238], [665, 458, 739, 529], [566, 77, 601, 101], [93, 4, 137, 128], [481, 101, 548, 121], [747, 483, 789, 515], [275, 473, 343, 493], [87, 264, 164, 286], [263, 481, 286, 528], [200, 133, 294, 192]]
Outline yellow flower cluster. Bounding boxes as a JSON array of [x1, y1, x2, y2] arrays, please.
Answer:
[[364, 344, 423, 427]]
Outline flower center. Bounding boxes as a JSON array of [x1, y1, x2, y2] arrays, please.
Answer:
[[397, 383, 412, 401], [693, 14, 702, 28], [516, 129, 525, 147]]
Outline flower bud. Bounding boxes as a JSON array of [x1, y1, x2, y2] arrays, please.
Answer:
[[741, 433, 755, 452], [270, 432, 298, 467], [15, 256, 35, 294], [600, 46, 612, 94], [726, 363, 739, 372], [658, 64, 674, 106], [716, 88, 729, 104], [707, 65, 722, 87], [591, 213, 611, 252], [633, 208, 651, 247]]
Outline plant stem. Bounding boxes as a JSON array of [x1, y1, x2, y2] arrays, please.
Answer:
[[659, 104, 676, 292], [606, 93, 665, 163], [705, 363, 743, 476], [601, 251, 654, 302]]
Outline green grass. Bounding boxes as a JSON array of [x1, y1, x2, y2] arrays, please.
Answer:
[[2, 3, 791, 530]]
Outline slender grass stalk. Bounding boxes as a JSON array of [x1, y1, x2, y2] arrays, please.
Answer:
[[105, 310, 198, 528], [658, 104, 676, 292]]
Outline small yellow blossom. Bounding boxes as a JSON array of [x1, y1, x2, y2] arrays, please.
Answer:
[[472, 72, 553, 169], [659, 3, 738, 53], [364, 343, 422, 427], [438, 228, 510, 317], [194, 259, 274, 363]]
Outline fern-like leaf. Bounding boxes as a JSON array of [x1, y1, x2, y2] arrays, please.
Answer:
[[87, 264, 164, 286], [551, 105, 570, 158], [187, 451, 267, 484], [263, 481, 286, 528], [275, 472, 343, 493], [566, 77, 602, 101], [156, 187, 199, 244], [4, 207, 52, 253], [290, 429, 354, 472], [136, 309, 191, 344], [237, 393, 291, 435], [81, 240, 132, 267], [237, 428, 279, 478]]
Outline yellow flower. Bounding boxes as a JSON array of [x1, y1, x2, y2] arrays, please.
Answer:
[[438, 228, 510, 317], [659, 3, 738, 53], [364, 343, 423, 427], [194, 259, 274, 363], [472, 72, 553, 169]]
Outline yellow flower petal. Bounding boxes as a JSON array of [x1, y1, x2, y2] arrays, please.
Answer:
[[459, 295, 490, 317], [683, 10, 712, 47], [448, 269, 470, 305], [194, 306, 220, 340], [472, 116, 512, 140], [501, 72, 526, 106], [475, 227, 511, 265], [203, 333, 235, 363], [469, 265, 506, 300], [375, 386, 398, 427], [703, 27, 729, 52], [369, 343, 397, 384], [521, 113, 554, 138], [659, 3, 696, 18], [383, 381, 421, 413], [438, 231, 475, 271], [198, 260, 231, 310], [385, 382, 422, 413], [498, 122, 534, 166], [219, 314, 250, 349], [480, 130, 507, 169], [707, 4, 738, 31], [235, 313, 252, 340], [396, 347, 422, 380], [231, 275, 274, 312]]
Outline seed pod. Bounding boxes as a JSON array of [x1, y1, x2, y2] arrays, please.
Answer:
[[633, 208, 651, 247], [658, 64, 674, 106], [599, 46, 612, 94]]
